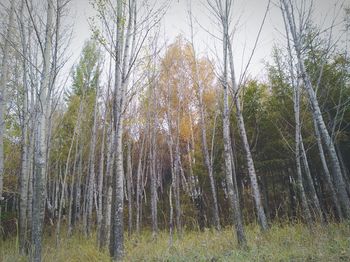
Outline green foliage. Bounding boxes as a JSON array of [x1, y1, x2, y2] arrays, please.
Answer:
[[70, 39, 102, 97], [1, 223, 349, 261], [49, 39, 103, 182]]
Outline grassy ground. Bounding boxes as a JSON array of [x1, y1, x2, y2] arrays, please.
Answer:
[[1, 223, 350, 261]]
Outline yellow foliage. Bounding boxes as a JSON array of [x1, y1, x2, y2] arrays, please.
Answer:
[[179, 114, 192, 141]]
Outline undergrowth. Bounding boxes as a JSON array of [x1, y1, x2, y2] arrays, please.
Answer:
[[1, 223, 349, 261]]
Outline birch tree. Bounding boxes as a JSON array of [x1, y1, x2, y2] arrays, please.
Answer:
[[0, 0, 15, 205], [91, 0, 168, 257], [188, 4, 221, 230], [207, 0, 269, 231], [18, 0, 30, 254], [280, 0, 350, 219], [31, 0, 54, 260], [206, 0, 247, 245]]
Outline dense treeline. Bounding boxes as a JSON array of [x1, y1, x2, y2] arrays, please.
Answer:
[[0, 0, 349, 261]]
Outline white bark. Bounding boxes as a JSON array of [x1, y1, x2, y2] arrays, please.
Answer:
[[300, 136, 324, 222], [31, 0, 54, 260], [221, 0, 246, 245], [312, 117, 342, 219], [86, 81, 100, 236], [136, 133, 145, 234], [294, 78, 312, 226], [126, 141, 133, 236], [226, 28, 268, 232], [18, 0, 30, 253], [280, 0, 350, 219], [188, 9, 221, 229], [0, 0, 15, 203], [99, 125, 114, 249], [97, 104, 107, 244], [110, 0, 135, 259]]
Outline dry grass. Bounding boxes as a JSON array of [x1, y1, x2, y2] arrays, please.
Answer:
[[1, 223, 350, 261]]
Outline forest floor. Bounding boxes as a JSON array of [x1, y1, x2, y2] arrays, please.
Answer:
[[1, 222, 350, 261]]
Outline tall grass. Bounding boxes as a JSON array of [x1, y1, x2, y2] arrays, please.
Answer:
[[1, 223, 349, 261]]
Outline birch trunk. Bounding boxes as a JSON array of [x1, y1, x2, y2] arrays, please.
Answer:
[[169, 187, 174, 246], [150, 136, 158, 238], [0, 0, 15, 203], [31, 0, 54, 260], [56, 127, 76, 247], [312, 117, 342, 219], [110, 0, 131, 258], [75, 144, 83, 224], [97, 107, 107, 244], [27, 33, 36, 237], [195, 54, 220, 231], [300, 136, 324, 222], [110, 123, 124, 260], [149, 65, 158, 237], [302, 65, 350, 218], [56, 95, 84, 246], [221, 4, 246, 245], [226, 34, 268, 232], [86, 84, 100, 236], [99, 126, 114, 249], [174, 121, 182, 233], [126, 141, 133, 236], [19, 0, 29, 253], [136, 133, 145, 234], [293, 75, 312, 226], [68, 137, 79, 236], [281, 0, 350, 220], [27, 127, 34, 239], [187, 7, 221, 229]]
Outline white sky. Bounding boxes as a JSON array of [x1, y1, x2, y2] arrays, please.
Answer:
[[67, 0, 348, 80]]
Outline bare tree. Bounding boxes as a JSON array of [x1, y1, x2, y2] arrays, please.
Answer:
[[280, 0, 350, 219], [96, 89, 109, 245], [135, 131, 146, 235], [85, 62, 101, 237], [31, 0, 54, 260], [0, 0, 15, 204], [91, 0, 168, 257], [207, 0, 247, 246], [207, 0, 269, 231], [17, 0, 31, 254], [188, 3, 221, 230]]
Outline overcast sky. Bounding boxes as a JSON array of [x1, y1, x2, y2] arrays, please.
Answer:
[[67, 0, 347, 80]]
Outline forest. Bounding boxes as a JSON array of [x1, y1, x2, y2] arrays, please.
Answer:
[[0, 0, 350, 261]]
